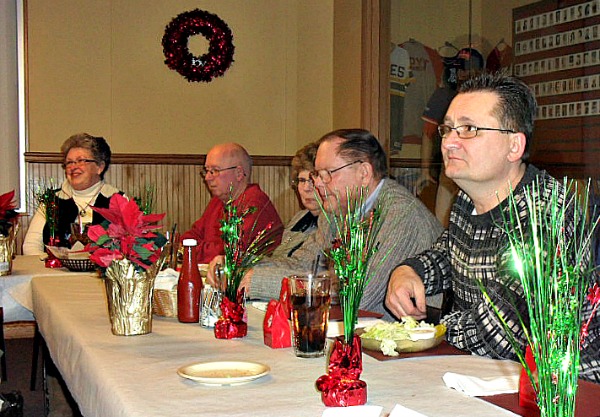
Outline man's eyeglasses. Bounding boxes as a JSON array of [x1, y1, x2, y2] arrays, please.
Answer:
[[309, 160, 363, 184], [437, 124, 516, 140], [291, 177, 314, 188], [62, 159, 97, 169], [200, 166, 238, 177]]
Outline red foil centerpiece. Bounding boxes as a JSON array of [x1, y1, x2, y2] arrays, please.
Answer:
[[316, 335, 367, 407], [45, 237, 63, 268], [214, 295, 247, 339]]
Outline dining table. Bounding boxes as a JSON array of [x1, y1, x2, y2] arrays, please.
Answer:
[[28, 271, 539, 417], [2, 255, 95, 323]]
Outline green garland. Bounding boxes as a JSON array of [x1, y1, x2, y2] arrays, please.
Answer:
[[319, 187, 384, 343], [479, 178, 600, 417], [220, 197, 273, 301]]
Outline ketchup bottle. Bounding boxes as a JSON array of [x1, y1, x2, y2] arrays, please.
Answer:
[[177, 239, 203, 323]]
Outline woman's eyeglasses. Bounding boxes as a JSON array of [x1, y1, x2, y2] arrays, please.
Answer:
[[62, 159, 97, 169], [291, 177, 314, 188]]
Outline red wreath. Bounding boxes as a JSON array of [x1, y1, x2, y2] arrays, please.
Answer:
[[162, 9, 235, 83]]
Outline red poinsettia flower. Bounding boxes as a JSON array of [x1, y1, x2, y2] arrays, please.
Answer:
[[0, 190, 20, 237], [0, 190, 19, 222], [89, 247, 124, 268], [86, 194, 167, 271]]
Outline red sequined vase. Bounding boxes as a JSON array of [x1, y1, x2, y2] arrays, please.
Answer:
[[214, 294, 247, 339], [316, 334, 367, 407]]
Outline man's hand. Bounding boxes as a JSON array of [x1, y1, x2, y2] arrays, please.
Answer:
[[239, 269, 253, 296], [385, 265, 427, 319], [206, 255, 225, 289]]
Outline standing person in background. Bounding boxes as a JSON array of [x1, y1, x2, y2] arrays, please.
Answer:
[[181, 142, 283, 263], [418, 48, 484, 227], [23, 133, 121, 255]]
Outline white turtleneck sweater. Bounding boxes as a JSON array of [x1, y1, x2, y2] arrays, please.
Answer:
[[22, 180, 120, 255]]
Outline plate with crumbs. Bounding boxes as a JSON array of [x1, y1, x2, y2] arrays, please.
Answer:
[[177, 361, 270, 386]]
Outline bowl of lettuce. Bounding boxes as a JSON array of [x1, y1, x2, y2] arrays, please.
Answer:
[[359, 317, 446, 356]]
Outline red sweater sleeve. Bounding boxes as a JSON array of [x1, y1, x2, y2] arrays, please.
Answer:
[[181, 197, 225, 263], [237, 185, 284, 254], [181, 185, 284, 264]]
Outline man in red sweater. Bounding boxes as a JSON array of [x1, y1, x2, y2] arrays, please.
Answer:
[[182, 143, 283, 263]]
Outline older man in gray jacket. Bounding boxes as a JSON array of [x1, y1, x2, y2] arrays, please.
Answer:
[[210, 128, 443, 320]]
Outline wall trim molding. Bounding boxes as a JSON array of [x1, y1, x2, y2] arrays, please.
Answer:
[[25, 152, 294, 166], [25, 152, 437, 169], [24, 152, 594, 177]]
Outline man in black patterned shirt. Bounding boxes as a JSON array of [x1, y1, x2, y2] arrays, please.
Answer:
[[385, 72, 600, 383]]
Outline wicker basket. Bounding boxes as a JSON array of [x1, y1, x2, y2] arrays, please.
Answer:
[[59, 258, 97, 272], [153, 287, 178, 317]]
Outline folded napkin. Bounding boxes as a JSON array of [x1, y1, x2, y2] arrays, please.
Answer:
[[389, 404, 429, 417], [321, 405, 382, 417], [442, 371, 519, 397], [154, 268, 179, 290], [251, 301, 269, 312]]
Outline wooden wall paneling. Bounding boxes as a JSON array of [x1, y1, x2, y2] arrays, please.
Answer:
[[18, 159, 301, 255], [20, 153, 441, 256]]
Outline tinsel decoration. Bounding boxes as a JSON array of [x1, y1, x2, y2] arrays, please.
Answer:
[[214, 194, 273, 339], [219, 197, 273, 302], [132, 183, 156, 216], [321, 187, 384, 344], [162, 9, 235, 83], [38, 188, 60, 240], [315, 187, 385, 407], [480, 178, 600, 417], [34, 186, 62, 268]]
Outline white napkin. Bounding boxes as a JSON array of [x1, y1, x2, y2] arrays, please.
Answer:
[[442, 371, 519, 397], [154, 268, 179, 290], [46, 242, 89, 259], [389, 404, 429, 417], [321, 405, 382, 417], [251, 301, 269, 312]]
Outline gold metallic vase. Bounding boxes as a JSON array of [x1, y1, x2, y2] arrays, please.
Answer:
[[0, 224, 19, 276], [104, 257, 163, 336]]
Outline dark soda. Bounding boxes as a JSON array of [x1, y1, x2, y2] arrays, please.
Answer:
[[290, 293, 331, 357]]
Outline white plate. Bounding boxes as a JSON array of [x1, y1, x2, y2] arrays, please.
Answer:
[[177, 361, 270, 386]]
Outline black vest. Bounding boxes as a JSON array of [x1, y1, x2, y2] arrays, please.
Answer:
[[42, 192, 118, 248]]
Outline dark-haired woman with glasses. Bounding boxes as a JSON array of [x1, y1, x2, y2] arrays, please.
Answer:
[[271, 142, 320, 258], [23, 133, 122, 255]]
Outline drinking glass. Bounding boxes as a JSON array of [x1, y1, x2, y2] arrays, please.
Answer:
[[289, 274, 331, 358]]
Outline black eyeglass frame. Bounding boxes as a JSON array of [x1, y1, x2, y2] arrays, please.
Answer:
[[437, 124, 516, 139], [291, 177, 315, 188], [309, 160, 363, 184], [200, 165, 239, 178], [62, 159, 98, 169]]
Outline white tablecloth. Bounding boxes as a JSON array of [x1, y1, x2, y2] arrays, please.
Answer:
[[1, 255, 95, 322], [31, 275, 521, 417]]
